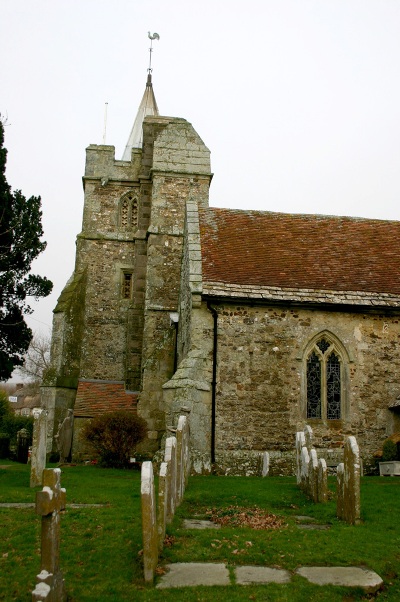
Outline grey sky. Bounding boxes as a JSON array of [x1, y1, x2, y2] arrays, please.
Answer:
[[2, 0, 400, 336]]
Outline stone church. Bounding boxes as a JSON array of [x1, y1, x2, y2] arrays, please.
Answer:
[[42, 72, 400, 474]]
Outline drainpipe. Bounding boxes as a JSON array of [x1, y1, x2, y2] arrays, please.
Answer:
[[207, 303, 218, 464]]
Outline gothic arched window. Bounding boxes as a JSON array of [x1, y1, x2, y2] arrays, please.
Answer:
[[306, 335, 343, 420], [119, 191, 138, 230]]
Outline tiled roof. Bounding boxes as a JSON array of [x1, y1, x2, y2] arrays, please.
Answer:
[[74, 379, 138, 418], [199, 208, 400, 297]]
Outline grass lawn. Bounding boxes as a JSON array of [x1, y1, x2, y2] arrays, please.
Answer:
[[0, 460, 399, 601]]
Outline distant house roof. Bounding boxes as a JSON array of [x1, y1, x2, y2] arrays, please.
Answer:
[[74, 379, 138, 418], [199, 208, 400, 306]]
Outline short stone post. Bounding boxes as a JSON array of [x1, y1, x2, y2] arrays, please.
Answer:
[[32, 468, 66, 601], [157, 461, 169, 552], [141, 461, 158, 583], [164, 436, 177, 523], [30, 409, 48, 488]]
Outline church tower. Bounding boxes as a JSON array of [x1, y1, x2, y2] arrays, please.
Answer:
[[42, 58, 212, 457]]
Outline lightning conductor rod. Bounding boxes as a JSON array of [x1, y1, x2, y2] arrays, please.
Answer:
[[148, 31, 160, 72], [102, 102, 108, 145]]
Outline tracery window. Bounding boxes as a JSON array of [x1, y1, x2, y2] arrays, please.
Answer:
[[306, 336, 342, 420], [119, 191, 138, 229]]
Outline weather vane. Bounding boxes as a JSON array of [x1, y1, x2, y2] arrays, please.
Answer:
[[147, 31, 160, 72]]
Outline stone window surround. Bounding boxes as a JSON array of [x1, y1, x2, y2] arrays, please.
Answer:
[[118, 190, 138, 230], [299, 330, 351, 423]]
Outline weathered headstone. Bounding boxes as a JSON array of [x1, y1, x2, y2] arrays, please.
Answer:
[[164, 436, 177, 523], [157, 461, 169, 552], [336, 463, 345, 520], [141, 461, 158, 583], [300, 446, 310, 491], [342, 436, 361, 524], [30, 409, 48, 488], [262, 452, 270, 477], [317, 458, 328, 503], [55, 410, 74, 464], [308, 449, 319, 502], [295, 431, 305, 484], [304, 425, 313, 452], [32, 468, 66, 601]]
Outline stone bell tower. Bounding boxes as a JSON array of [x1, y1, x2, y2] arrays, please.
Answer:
[[42, 66, 212, 456]]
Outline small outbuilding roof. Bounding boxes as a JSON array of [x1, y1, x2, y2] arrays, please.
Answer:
[[74, 379, 138, 418]]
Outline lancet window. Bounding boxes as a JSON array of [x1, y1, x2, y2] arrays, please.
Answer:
[[306, 336, 342, 420]]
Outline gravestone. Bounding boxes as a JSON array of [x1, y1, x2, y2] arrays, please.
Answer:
[[32, 468, 66, 601], [304, 425, 313, 452], [295, 432, 305, 484], [262, 452, 270, 477], [164, 436, 177, 523], [30, 409, 48, 488], [55, 410, 74, 464], [157, 461, 169, 552], [308, 449, 319, 502], [141, 461, 158, 583], [336, 463, 344, 519], [317, 458, 328, 503], [342, 436, 361, 524], [300, 446, 310, 491]]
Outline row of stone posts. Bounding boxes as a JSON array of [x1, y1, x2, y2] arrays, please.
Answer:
[[296, 424, 361, 524], [141, 415, 190, 583]]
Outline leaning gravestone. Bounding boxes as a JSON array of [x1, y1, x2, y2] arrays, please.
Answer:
[[341, 436, 361, 524], [336, 463, 345, 519], [164, 436, 177, 523], [300, 446, 310, 492], [32, 468, 66, 601], [262, 451, 270, 477], [157, 461, 169, 552], [295, 431, 305, 484], [30, 409, 48, 488], [304, 424, 313, 452], [141, 461, 158, 583], [308, 449, 319, 503]]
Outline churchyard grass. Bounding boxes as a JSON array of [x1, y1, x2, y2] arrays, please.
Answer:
[[0, 460, 399, 601]]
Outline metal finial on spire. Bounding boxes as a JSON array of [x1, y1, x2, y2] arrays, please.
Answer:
[[147, 32, 160, 72]]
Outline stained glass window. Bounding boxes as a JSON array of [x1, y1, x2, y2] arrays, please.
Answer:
[[306, 338, 342, 420], [307, 352, 321, 418]]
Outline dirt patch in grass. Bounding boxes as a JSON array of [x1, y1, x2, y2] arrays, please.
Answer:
[[206, 505, 287, 530]]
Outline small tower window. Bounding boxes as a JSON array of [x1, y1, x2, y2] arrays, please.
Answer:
[[119, 192, 138, 230], [122, 272, 133, 299]]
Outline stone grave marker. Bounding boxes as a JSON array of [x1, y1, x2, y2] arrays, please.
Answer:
[[164, 436, 177, 523], [300, 446, 310, 491], [308, 449, 319, 502], [157, 461, 169, 552], [141, 461, 158, 583], [32, 468, 66, 601], [30, 409, 48, 488], [304, 424, 313, 452], [336, 463, 344, 519], [343, 436, 361, 524], [16, 428, 31, 463], [262, 451, 270, 477], [317, 458, 328, 503], [295, 431, 305, 484], [55, 410, 74, 464]]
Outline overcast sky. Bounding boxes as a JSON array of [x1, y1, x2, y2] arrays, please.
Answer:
[[2, 0, 400, 340]]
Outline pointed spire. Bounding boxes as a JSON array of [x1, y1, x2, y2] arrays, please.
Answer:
[[121, 33, 160, 160]]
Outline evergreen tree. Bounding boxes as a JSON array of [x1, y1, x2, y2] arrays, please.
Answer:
[[0, 119, 52, 380]]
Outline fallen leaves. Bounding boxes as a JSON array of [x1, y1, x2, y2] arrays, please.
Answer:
[[206, 505, 287, 530]]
